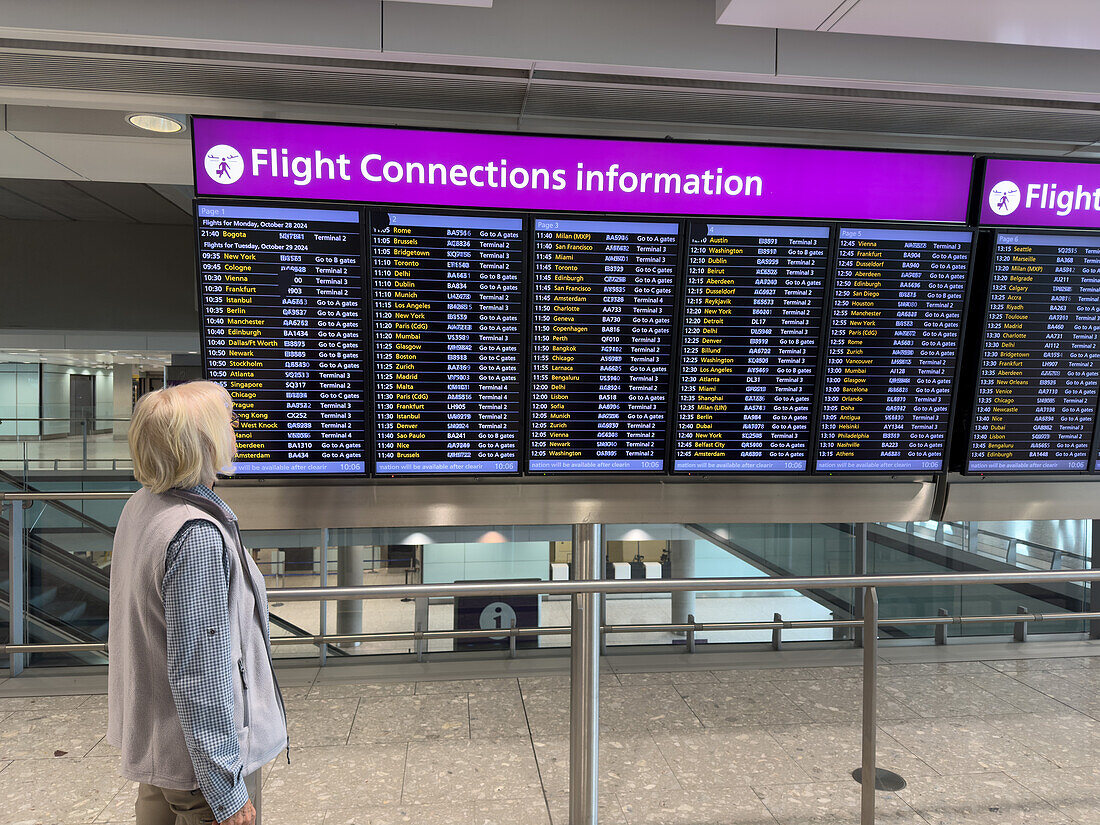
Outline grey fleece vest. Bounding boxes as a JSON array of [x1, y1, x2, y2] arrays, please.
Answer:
[[107, 487, 287, 790]]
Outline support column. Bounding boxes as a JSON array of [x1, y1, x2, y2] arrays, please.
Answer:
[[860, 587, 879, 825], [336, 545, 365, 646], [669, 539, 696, 636], [112, 364, 133, 441], [569, 522, 601, 825]]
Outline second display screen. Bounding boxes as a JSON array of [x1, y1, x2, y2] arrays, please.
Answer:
[[369, 211, 526, 475]]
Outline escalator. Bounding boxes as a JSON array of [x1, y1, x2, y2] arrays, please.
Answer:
[[1, 473, 347, 665], [688, 521, 1089, 639]]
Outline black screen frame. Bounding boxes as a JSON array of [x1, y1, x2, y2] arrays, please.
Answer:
[[809, 222, 978, 477], [961, 226, 1100, 476], [194, 196, 372, 481], [668, 218, 837, 477]]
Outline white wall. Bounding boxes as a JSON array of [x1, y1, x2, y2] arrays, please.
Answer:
[[423, 541, 550, 584], [38, 365, 114, 436], [40, 364, 70, 436], [0, 363, 40, 438], [94, 369, 113, 429]]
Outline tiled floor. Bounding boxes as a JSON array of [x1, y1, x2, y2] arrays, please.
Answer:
[[3, 640, 1100, 823]]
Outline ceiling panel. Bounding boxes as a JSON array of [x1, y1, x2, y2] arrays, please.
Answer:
[[67, 181, 190, 223], [0, 131, 80, 179], [5, 104, 190, 138], [715, 0, 851, 30], [148, 183, 194, 214], [833, 0, 1100, 50], [9, 132, 193, 184], [0, 179, 132, 220], [0, 184, 66, 219], [0, 0, 383, 53]]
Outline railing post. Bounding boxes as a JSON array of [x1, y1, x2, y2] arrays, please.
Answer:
[[1091, 520, 1100, 640], [570, 522, 601, 825], [414, 596, 428, 662], [771, 612, 783, 651], [599, 532, 608, 657], [82, 419, 88, 471], [860, 586, 878, 825], [508, 615, 517, 660], [8, 498, 25, 676], [935, 608, 948, 646], [686, 612, 696, 654], [1014, 605, 1028, 642], [318, 528, 329, 666], [854, 523, 868, 648]]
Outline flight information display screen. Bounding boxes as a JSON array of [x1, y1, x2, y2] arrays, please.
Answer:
[[369, 211, 525, 475], [196, 203, 367, 474], [814, 227, 972, 472], [527, 217, 681, 472], [672, 223, 831, 472], [968, 232, 1100, 473]]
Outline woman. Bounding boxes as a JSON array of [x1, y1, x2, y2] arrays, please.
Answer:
[[107, 381, 287, 825]]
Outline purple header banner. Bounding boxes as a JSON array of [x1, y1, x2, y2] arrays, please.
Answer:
[[982, 158, 1100, 229], [193, 117, 972, 223]]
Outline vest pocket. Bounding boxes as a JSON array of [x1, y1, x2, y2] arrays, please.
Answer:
[[238, 658, 251, 728]]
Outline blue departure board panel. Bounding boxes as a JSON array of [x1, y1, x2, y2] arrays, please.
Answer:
[[196, 203, 367, 475], [968, 232, 1100, 473], [672, 222, 831, 472], [526, 217, 682, 472], [369, 211, 525, 475], [814, 226, 972, 473]]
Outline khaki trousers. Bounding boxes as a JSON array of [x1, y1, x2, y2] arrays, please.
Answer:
[[135, 770, 262, 825]]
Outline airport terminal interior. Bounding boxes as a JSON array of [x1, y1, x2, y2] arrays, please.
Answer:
[[9, 1, 1100, 823]]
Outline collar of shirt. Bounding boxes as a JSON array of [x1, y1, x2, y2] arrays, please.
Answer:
[[183, 484, 237, 523]]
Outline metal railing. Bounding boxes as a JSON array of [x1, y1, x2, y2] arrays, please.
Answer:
[[4, 494, 1100, 825], [887, 520, 1090, 571], [0, 417, 133, 472]]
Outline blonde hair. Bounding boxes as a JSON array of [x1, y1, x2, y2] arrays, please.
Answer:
[[129, 381, 236, 493]]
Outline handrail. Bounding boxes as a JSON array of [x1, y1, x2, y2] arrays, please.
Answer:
[[262, 568, 1100, 600], [0, 417, 131, 422], [2, 492, 134, 501], [6, 608, 1100, 654], [0, 470, 119, 538]]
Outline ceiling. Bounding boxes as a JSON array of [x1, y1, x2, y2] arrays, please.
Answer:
[[0, 178, 191, 222], [716, 0, 1100, 51], [1, 1, 1100, 199], [0, 347, 174, 371]]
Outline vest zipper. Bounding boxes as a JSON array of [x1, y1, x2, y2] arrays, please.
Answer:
[[238, 658, 251, 728], [233, 521, 290, 765]]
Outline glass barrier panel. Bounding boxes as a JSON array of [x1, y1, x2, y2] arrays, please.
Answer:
[[869, 519, 1090, 638]]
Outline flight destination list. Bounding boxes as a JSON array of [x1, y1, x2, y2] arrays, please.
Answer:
[[196, 204, 366, 474], [968, 233, 1100, 473], [369, 212, 525, 474], [815, 227, 972, 472], [673, 223, 831, 472], [528, 218, 681, 472]]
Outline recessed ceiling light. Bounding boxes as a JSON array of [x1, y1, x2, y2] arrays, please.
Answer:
[[126, 113, 185, 133]]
